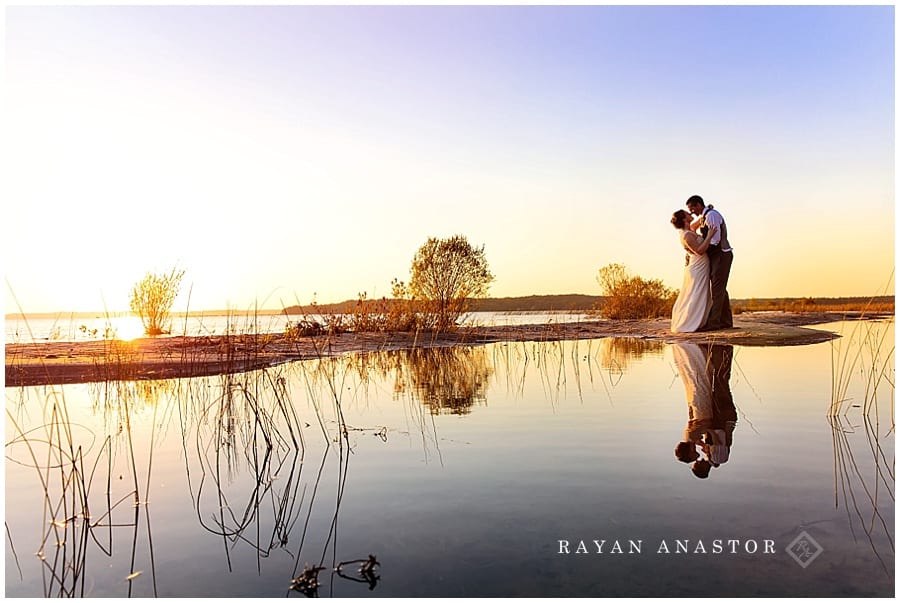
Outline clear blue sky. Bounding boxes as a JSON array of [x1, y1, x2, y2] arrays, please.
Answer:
[[4, 5, 894, 313]]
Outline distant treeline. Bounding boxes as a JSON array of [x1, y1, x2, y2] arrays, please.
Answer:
[[732, 296, 894, 314], [280, 294, 600, 315], [281, 294, 894, 315], [11, 295, 893, 320], [471, 294, 604, 312], [735, 296, 894, 306]]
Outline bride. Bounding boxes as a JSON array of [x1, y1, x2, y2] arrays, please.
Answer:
[[670, 209, 718, 333]]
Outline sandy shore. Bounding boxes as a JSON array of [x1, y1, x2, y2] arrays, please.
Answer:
[[4, 312, 882, 387]]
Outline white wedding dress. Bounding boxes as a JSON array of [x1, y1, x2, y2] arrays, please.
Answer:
[[670, 230, 712, 333], [672, 342, 712, 424]]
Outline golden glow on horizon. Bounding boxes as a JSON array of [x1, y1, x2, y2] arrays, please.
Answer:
[[109, 316, 146, 342], [74, 316, 146, 342], [2, 6, 893, 315]]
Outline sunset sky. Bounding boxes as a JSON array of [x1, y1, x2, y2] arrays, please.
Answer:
[[3, 5, 894, 314]]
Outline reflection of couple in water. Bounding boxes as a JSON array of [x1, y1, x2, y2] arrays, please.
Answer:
[[672, 343, 737, 479]]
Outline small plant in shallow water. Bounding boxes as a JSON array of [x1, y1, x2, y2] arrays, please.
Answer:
[[290, 564, 327, 596]]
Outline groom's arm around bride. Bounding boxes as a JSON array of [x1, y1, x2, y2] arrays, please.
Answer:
[[686, 195, 734, 331]]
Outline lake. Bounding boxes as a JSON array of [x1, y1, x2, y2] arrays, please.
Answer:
[[4, 311, 592, 343], [4, 320, 894, 596]]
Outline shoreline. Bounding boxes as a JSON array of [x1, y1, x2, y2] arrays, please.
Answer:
[[5, 312, 888, 387]]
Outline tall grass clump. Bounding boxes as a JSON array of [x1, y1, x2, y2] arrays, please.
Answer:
[[829, 275, 895, 417], [6, 381, 162, 596], [829, 319, 894, 417], [827, 314, 894, 574], [129, 266, 185, 336], [345, 282, 420, 333], [826, 276, 895, 573], [596, 263, 677, 320]]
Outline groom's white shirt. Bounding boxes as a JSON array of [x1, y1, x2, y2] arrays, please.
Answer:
[[702, 207, 732, 252]]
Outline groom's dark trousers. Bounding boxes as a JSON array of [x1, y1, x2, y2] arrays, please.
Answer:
[[704, 245, 733, 330]]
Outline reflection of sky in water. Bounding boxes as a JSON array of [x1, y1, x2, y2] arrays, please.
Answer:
[[5, 322, 893, 596], [4, 311, 593, 342]]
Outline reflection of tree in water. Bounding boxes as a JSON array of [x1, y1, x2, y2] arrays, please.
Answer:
[[345, 339, 668, 412], [90, 377, 176, 428], [340, 346, 493, 415], [598, 337, 665, 371], [9, 337, 663, 596], [383, 347, 493, 415]]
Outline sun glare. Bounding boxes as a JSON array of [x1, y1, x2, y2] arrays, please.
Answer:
[[106, 316, 146, 342]]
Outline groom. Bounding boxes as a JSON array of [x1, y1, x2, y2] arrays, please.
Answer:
[[686, 195, 733, 331]]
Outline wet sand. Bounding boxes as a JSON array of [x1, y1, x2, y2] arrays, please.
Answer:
[[4, 312, 883, 387]]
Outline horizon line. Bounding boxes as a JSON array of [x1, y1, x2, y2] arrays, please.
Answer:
[[5, 293, 895, 320]]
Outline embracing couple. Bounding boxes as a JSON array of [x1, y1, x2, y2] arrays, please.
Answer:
[[670, 195, 734, 333]]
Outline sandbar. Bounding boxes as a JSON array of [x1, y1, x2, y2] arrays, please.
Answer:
[[4, 312, 884, 387]]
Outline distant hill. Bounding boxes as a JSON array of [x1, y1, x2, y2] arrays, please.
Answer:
[[280, 294, 894, 315], [280, 294, 604, 315], [470, 294, 604, 312], [734, 296, 894, 306], [9, 295, 892, 319]]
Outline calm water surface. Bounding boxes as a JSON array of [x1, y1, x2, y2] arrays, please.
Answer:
[[4, 311, 591, 343], [5, 321, 894, 596]]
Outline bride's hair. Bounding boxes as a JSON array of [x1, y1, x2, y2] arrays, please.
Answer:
[[671, 209, 690, 229]]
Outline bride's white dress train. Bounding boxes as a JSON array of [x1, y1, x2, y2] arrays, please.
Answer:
[[671, 231, 711, 333]]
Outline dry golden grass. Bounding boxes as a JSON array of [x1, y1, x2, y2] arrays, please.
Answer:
[[733, 297, 894, 315]]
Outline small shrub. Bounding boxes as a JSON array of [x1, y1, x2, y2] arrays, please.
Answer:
[[285, 320, 325, 338], [344, 284, 422, 334], [386, 279, 422, 332], [285, 317, 347, 339], [129, 267, 185, 336], [596, 263, 677, 320]]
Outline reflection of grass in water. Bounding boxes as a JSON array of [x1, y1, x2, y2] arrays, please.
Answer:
[[5, 353, 352, 596], [172, 365, 340, 576], [827, 310, 894, 576], [829, 273, 894, 418], [830, 413, 894, 575], [6, 383, 158, 596], [0, 335, 770, 595], [488, 337, 664, 407], [176, 358, 383, 595], [5, 334, 727, 596], [829, 317, 895, 417]]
